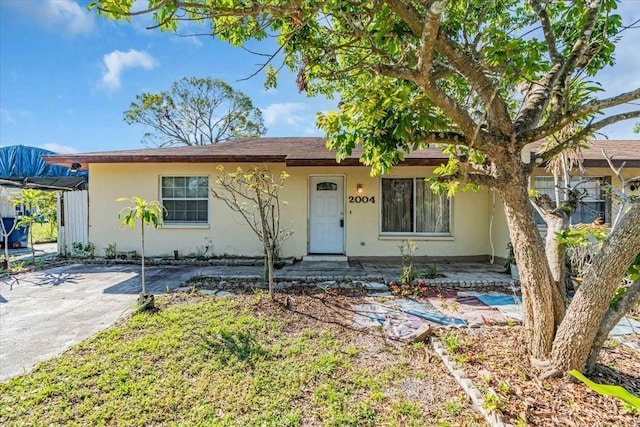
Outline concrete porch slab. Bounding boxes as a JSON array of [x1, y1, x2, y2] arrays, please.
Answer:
[[302, 255, 348, 262]]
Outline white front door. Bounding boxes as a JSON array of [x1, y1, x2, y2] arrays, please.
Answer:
[[309, 176, 345, 254]]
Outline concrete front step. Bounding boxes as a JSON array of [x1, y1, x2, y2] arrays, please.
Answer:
[[302, 255, 348, 262]]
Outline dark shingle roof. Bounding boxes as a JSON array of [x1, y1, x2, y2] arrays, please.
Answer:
[[42, 137, 640, 170], [574, 140, 640, 166], [42, 137, 450, 170]]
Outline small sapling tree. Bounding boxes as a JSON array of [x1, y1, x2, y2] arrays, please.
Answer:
[[211, 165, 292, 297], [117, 197, 165, 310], [11, 189, 54, 265]]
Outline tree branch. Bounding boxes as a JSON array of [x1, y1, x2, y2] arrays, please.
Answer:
[[521, 88, 640, 143], [385, 0, 511, 141], [434, 37, 514, 137], [383, 0, 423, 36], [417, 1, 446, 77], [515, 0, 603, 132], [424, 79, 484, 141], [417, 131, 467, 145], [553, 0, 604, 89], [437, 162, 498, 188], [578, 109, 640, 140], [529, 0, 562, 64], [600, 147, 640, 228], [377, 64, 420, 83]]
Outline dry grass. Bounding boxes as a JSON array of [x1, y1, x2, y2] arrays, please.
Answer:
[[439, 327, 640, 426]]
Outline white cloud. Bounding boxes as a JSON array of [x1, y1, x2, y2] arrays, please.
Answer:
[[0, 108, 16, 124], [9, 0, 95, 35], [37, 143, 78, 154], [0, 108, 30, 124], [262, 102, 311, 127], [101, 49, 158, 90], [262, 102, 324, 136]]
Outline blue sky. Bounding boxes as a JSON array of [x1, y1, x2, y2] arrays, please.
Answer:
[[0, 0, 638, 155]]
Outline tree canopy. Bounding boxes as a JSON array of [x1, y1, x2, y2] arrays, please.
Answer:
[[124, 77, 266, 147], [95, 0, 638, 169], [92, 0, 640, 375]]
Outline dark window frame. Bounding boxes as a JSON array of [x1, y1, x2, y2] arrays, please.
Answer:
[[533, 176, 611, 226], [160, 176, 209, 225], [380, 177, 451, 235]]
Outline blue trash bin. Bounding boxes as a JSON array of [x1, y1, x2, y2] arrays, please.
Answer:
[[1, 218, 29, 249]]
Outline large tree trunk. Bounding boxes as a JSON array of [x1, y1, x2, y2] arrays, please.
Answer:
[[546, 204, 640, 375], [543, 215, 567, 310], [500, 178, 563, 359], [585, 277, 640, 372]]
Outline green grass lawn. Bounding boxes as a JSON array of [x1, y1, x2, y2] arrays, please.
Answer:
[[0, 293, 482, 426], [29, 222, 57, 244]]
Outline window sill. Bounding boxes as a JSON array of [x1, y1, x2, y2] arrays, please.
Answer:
[[378, 234, 454, 241], [161, 223, 210, 229]]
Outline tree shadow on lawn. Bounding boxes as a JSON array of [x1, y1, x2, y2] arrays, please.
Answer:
[[194, 329, 271, 368], [102, 266, 210, 295], [273, 293, 399, 344]]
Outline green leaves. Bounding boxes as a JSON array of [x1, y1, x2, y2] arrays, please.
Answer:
[[569, 370, 640, 410], [318, 76, 450, 175], [554, 226, 608, 248], [117, 197, 165, 229]]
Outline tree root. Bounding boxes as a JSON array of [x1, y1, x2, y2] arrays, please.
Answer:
[[531, 357, 564, 379], [540, 367, 564, 380], [137, 294, 155, 312], [530, 357, 550, 371]]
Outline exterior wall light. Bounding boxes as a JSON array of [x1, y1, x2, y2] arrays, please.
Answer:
[[70, 163, 81, 172], [357, 183, 364, 193]]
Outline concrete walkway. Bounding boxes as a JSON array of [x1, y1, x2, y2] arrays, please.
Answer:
[[2, 242, 58, 263]]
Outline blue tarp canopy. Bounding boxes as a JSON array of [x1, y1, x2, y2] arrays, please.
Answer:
[[0, 145, 87, 190]]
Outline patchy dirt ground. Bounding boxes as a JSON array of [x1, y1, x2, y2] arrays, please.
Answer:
[[438, 327, 640, 426], [184, 278, 640, 426], [239, 290, 639, 426], [243, 292, 486, 426]]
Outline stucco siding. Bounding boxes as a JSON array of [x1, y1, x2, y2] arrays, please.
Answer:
[[86, 162, 640, 259], [88, 163, 495, 258]]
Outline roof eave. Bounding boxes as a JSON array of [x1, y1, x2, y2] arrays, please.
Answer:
[[42, 154, 287, 169]]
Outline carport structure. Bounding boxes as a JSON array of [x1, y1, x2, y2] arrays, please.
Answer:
[[0, 145, 87, 251]]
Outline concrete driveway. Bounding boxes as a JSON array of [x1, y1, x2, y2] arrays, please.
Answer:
[[0, 263, 215, 382]]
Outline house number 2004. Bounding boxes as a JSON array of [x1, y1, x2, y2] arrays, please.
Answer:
[[348, 196, 375, 203]]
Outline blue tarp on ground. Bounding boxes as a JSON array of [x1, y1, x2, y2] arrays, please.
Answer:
[[353, 293, 639, 340], [0, 145, 87, 189]]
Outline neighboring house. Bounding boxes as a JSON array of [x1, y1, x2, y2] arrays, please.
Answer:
[[529, 140, 640, 229], [42, 138, 640, 260]]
